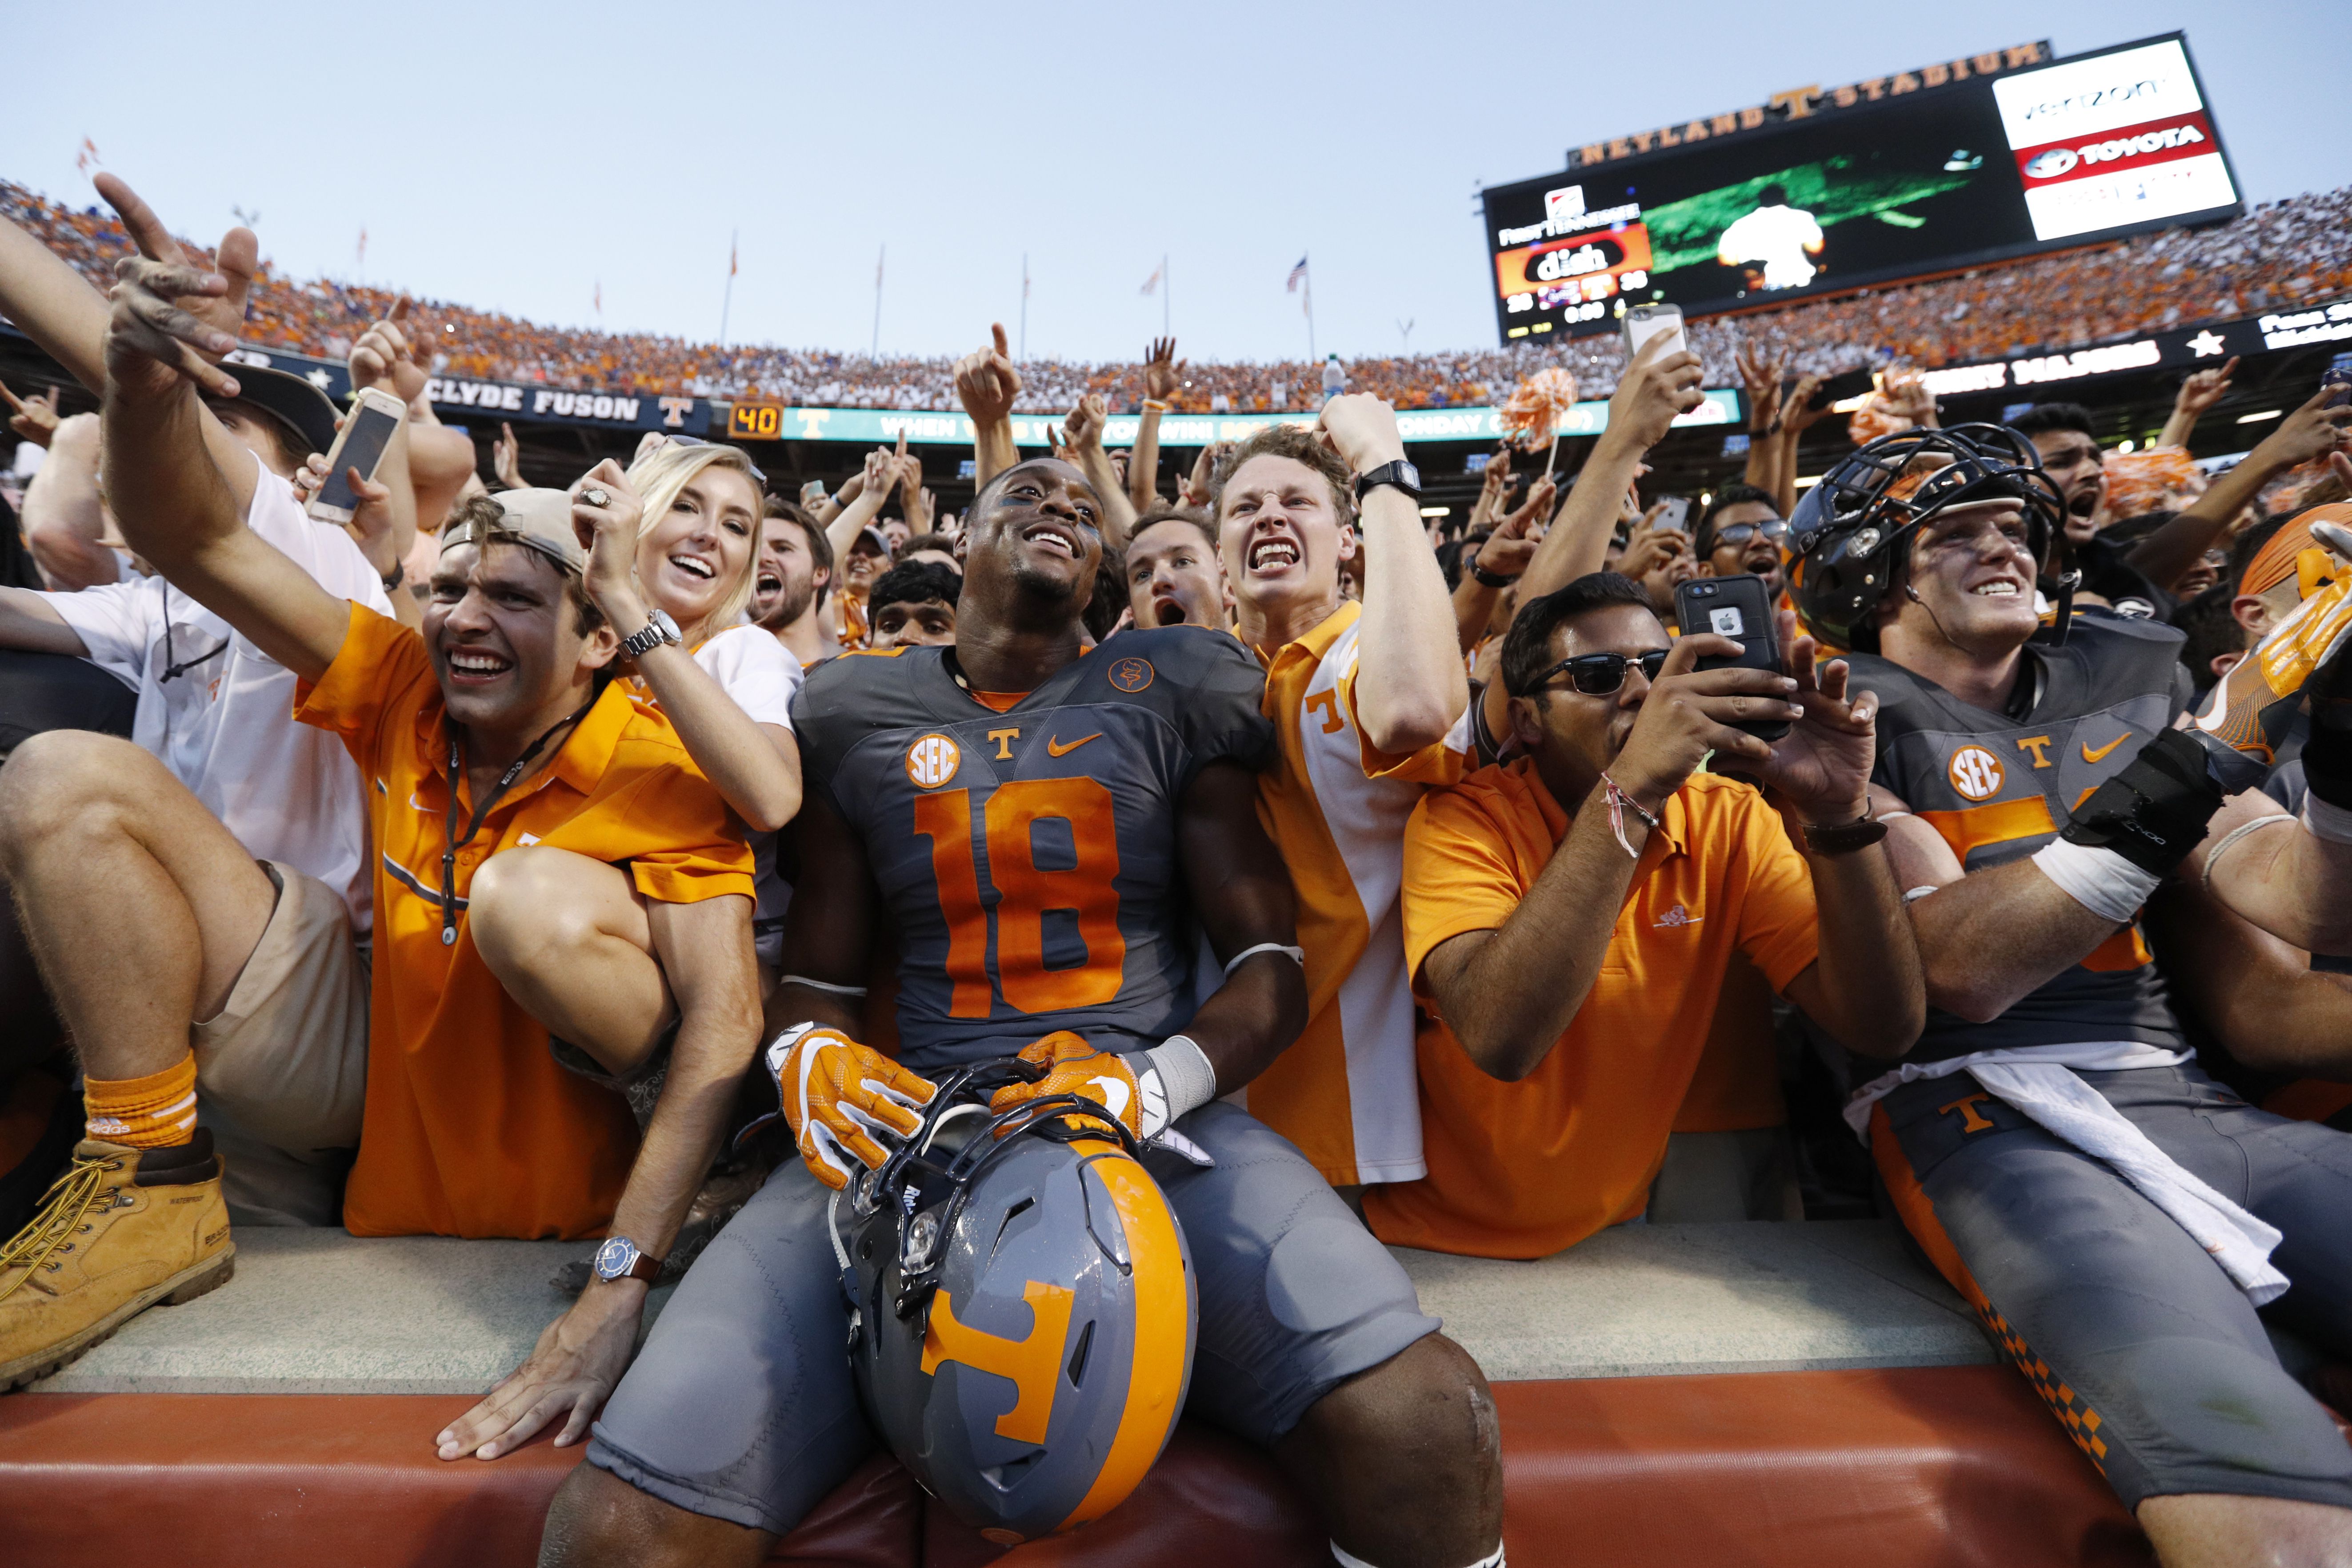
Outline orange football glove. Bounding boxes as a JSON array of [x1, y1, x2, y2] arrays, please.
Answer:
[[768, 1023, 938, 1190], [988, 1031, 1153, 1140]]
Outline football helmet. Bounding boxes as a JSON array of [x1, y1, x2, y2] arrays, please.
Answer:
[[1787, 423, 2072, 653], [836, 1058, 1196, 1545]]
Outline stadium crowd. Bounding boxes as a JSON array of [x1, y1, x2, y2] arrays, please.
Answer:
[[8, 179, 2352, 412], [3, 169, 2352, 1568]]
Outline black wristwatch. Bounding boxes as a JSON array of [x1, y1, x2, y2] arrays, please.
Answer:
[[1472, 563, 1520, 590], [1353, 459, 1422, 503], [381, 560, 405, 593]]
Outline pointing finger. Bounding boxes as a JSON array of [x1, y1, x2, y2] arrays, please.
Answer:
[[991, 322, 1009, 356]]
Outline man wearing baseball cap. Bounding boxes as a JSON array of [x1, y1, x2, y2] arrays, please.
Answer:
[[0, 224, 759, 1428]]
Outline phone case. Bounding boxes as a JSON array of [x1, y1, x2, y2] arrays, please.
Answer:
[[1674, 574, 1789, 741]]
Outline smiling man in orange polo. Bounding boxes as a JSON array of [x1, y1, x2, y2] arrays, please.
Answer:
[[1367, 573, 1922, 1258], [72, 230, 760, 1463]]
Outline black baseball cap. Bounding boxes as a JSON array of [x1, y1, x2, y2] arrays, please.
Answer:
[[204, 363, 342, 460]]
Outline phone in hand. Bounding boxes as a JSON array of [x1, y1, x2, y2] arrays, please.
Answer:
[[1781, 367, 1876, 410], [1674, 573, 1789, 740], [305, 387, 408, 524], [1623, 303, 1687, 362], [1652, 495, 1691, 535], [2322, 352, 2352, 409]]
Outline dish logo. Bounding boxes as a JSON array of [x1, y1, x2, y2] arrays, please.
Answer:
[[2022, 147, 2078, 180]]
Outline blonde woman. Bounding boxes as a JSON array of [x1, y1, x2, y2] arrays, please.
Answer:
[[464, 440, 799, 1094]]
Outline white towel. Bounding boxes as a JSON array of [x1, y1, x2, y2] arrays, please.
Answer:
[[1965, 1062, 2288, 1306]]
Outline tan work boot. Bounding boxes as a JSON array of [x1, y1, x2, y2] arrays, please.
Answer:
[[0, 1129, 234, 1391]]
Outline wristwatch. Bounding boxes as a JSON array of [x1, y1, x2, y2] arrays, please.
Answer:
[[592, 1235, 664, 1284], [620, 608, 682, 662], [1471, 562, 1520, 590], [1353, 459, 1422, 503], [1802, 804, 1888, 856]]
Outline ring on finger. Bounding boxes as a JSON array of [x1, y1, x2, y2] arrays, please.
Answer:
[[580, 486, 611, 508]]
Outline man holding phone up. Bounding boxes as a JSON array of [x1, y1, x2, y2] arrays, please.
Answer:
[[1364, 573, 1923, 1258]]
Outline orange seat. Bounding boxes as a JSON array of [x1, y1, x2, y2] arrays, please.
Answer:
[[0, 1367, 2148, 1565]]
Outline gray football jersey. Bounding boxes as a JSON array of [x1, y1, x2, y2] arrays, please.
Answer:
[[1848, 613, 2198, 1062], [792, 630, 1275, 1076]]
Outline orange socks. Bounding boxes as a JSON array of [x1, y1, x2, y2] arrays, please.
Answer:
[[84, 1055, 198, 1149]]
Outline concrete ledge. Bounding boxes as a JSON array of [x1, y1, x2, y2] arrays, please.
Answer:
[[1397, 1219, 1992, 1380], [32, 1218, 1988, 1396]]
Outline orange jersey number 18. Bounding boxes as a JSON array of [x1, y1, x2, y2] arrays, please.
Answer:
[[913, 779, 1127, 1018]]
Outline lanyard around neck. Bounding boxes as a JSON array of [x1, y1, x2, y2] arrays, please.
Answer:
[[439, 704, 591, 946]]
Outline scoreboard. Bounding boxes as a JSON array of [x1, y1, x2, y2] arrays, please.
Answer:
[[1482, 34, 2241, 343]]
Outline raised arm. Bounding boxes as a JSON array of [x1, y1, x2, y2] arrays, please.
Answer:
[[1131, 336, 1181, 512], [1735, 343, 1785, 500], [1516, 335, 1702, 606], [99, 247, 348, 684], [2156, 357, 2236, 453], [1319, 394, 1466, 752], [952, 323, 1022, 485], [1056, 393, 1136, 552], [1451, 474, 1550, 655], [2127, 388, 2350, 594], [825, 446, 897, 562], [20, 413, 119, 589]]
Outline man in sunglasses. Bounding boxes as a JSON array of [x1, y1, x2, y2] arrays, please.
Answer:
[[1364, 571, 1924, 1259], [1694, 484, 1789, 601]]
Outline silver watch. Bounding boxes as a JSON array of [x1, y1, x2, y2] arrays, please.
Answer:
[[620, 608, 682, 661]]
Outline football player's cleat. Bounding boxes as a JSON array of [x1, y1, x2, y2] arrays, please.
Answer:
[[2192, 572, 2352, 792], [842, 1060, 1196, 1544], [768, 1024, 937, 1191]]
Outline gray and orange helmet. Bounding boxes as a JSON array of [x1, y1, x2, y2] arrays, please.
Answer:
[[839, 1059, 1195, 1545]]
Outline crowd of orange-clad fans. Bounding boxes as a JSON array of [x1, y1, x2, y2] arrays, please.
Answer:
[[7, 179, 2350, 412]]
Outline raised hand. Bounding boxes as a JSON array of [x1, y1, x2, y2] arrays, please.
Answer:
[[1735, 341, 1784, 434], [1182, 442, 1228, 509], [0, 380, 61, 447], [1476, 475, 1555, 582], [953, 322, 1022, 424], [1062, 392, 1108, 455], [94, 173, 255, 380], [349, 299, 427, 403], [1608, 333, 1705, 452], [1614, 507, 1687, 583], [567, 458, 647, 627], [2174, 356, 2239, 424], [1753, 609, 1877, 822], [1608, 634, 1803, 806], [1143, 336, 1183, 403], [493, 421, 524, 489], [1782, 373, 1836, 434], [1314, 392, 1407, 476], [859, 446, 894, 501]]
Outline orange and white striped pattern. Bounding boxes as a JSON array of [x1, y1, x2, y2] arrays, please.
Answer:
[[1239, 601, 1468, 1187], [83, 1053, 199, 1150]]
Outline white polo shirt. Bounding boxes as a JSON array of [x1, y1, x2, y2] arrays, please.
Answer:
[[45, 461, 393, 938]]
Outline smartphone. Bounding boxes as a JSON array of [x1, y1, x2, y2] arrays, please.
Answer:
[[1623, 302, 1687, 361], [306, 387, 408, 524], [1674, 574, 1788, 741], [1782, 367, 1876, 410], [1652, 495, 1691, 535], [2322, 352, 2352, 409]]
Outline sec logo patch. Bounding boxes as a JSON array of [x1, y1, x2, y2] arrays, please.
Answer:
[[1108, 656, 1155, 693], [905, 734, 961, 788], [1948, 745, 2004, 801]]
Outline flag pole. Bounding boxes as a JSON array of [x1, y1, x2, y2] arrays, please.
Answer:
[[871, 244, 885, 359], [1163, 253, 1171, 338], [1304, 255, 1316, 362], [1020, 253, 1029, 363], [718, 228, 737, 348]]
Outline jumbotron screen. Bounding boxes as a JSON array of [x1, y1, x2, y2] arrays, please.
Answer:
[[1482, 34, 2241, 342]]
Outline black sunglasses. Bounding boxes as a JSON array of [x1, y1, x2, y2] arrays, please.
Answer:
[[1513, 648, 1670, 697], [1712, 518, 1788, 547]]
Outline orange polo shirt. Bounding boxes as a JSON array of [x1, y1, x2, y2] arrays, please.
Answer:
[[296, 605, 754, 1239], [1364, 763, 1818, 1259]]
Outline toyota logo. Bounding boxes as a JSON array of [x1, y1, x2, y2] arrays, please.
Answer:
[[2022, 148, 2079, 180]]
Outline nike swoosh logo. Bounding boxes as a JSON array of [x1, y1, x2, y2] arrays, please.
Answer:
[[1046, 732, 1103, 757], [2081, 733, 2131, 764], [1087, 1076, 1132, 1123]]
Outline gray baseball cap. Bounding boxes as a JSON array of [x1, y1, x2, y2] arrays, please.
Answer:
[[440, 488, 586, 574]]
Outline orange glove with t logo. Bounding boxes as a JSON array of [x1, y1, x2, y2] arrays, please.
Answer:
[[768, 1023, 939, 1190]]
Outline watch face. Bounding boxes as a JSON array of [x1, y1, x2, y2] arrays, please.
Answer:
[[594, 1237, 635, 1278], [1396, 461, 1422, 491], [653, 610, 682, 641]]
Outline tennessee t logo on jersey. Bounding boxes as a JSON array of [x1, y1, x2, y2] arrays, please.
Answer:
[[907, 734, 962, 788], [1948, 745, 2004, 801]]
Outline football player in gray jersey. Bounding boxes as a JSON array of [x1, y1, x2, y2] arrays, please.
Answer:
[[1792, 423, 2352, 1564], [546, 457, 1505, 1568]]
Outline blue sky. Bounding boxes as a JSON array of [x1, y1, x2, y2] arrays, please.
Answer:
[[4, 1, 2344, 365]]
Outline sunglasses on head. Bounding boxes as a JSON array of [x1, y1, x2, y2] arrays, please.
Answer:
[[1514, 648, 1671, 697], [1712, 518, 1788, 548]]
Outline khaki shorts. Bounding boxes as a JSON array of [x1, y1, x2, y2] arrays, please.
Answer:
[[190, 861, 369, 1224]]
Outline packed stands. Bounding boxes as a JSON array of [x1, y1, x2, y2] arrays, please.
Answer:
[[8, 178, 2349, 410]]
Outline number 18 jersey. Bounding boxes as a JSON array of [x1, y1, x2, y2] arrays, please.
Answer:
[[790, 631, 1277, 1077]]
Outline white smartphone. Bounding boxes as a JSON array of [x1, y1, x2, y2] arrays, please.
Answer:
[[1653, 495, 1692, 535], [1623, 302, 1688, 362], [306, 386, 409, 524]]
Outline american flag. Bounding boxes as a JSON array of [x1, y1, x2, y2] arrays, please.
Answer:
[[1285, 256, 1308, 292], [1140, 264, 1161, 296]]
